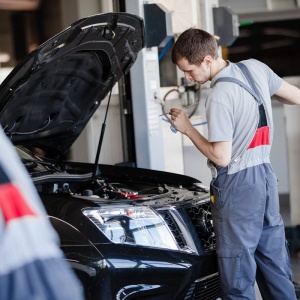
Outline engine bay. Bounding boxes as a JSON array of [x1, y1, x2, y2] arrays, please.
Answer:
[[35, 174, 209, 203]]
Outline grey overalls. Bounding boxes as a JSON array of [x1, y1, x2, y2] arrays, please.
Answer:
[[209, 63, 296, 299]]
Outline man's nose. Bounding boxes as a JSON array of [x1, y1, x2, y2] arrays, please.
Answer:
[[184, 72, 192, 80]]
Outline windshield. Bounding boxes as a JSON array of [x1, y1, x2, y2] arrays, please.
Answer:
[[16, 146, 50, 174]]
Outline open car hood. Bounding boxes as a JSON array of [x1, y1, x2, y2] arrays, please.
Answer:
[[0, 13, 144, 156]]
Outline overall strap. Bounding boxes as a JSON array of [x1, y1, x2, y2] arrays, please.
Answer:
[[215, 76, 260, 103], [236, 62, 263, 105], [215, 62, 267, 128], [215, 62, 263, 104]]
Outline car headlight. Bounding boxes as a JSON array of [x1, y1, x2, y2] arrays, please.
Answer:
[[82, 206, 178, 250]]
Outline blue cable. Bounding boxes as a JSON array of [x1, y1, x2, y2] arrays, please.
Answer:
[[162, 118, 207, 133], [158, 38, 174, 61]]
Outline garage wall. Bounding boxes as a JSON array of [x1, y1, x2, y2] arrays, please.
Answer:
[[270, 103, 290, 194], [283, 77, 300, 225]]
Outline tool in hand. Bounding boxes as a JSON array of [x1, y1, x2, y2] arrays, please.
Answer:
[[170, 125, 177, 133], [158, 113, 178, 133], [158, 101, 202, 133]]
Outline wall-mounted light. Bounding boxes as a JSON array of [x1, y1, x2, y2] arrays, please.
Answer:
[[0, 0, 40, 11], [0, 52, 10, 63]]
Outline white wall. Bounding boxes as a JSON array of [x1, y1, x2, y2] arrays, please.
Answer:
[[71, 92, 125, 165], [283, 77, 300, 225], [270, 103, 290, 194]]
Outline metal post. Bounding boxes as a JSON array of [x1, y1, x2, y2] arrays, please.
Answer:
[[125, 0, 166, 170]]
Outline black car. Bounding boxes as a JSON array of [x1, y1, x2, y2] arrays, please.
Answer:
[[0, 12, 221, 300]]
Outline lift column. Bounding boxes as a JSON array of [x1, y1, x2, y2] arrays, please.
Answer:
[[125, 0, 173, 171]]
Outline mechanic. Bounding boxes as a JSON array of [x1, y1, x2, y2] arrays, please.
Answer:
[[0, 127, 84, 300], [169, 27, 300, 299]]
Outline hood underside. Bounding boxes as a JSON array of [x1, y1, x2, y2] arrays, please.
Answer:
[[0, 13, 144, 156]]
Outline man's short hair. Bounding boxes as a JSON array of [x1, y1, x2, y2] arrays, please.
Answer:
[[172, 28, 218, 65]]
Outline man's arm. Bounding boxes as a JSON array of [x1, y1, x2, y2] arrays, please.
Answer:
[[169, 108, 232, 167], [273, 80, 300, 105]]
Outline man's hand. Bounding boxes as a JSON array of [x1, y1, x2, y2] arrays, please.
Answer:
[[169, 108, 193, 135], [169, 107, 232, 167]]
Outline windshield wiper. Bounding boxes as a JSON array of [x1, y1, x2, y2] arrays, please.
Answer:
[[22, 158, 61, 172]]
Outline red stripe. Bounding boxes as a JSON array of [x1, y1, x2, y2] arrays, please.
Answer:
[[0, 183, 36, 223], [247, 126, 270, 149]]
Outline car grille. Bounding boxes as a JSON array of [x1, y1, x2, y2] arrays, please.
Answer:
[[158, 200, 216, 253], [184, 273, 221, 300], [184, 201, 216, 252]]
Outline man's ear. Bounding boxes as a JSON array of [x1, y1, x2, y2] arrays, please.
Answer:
[[203, 55, 213, 68]]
